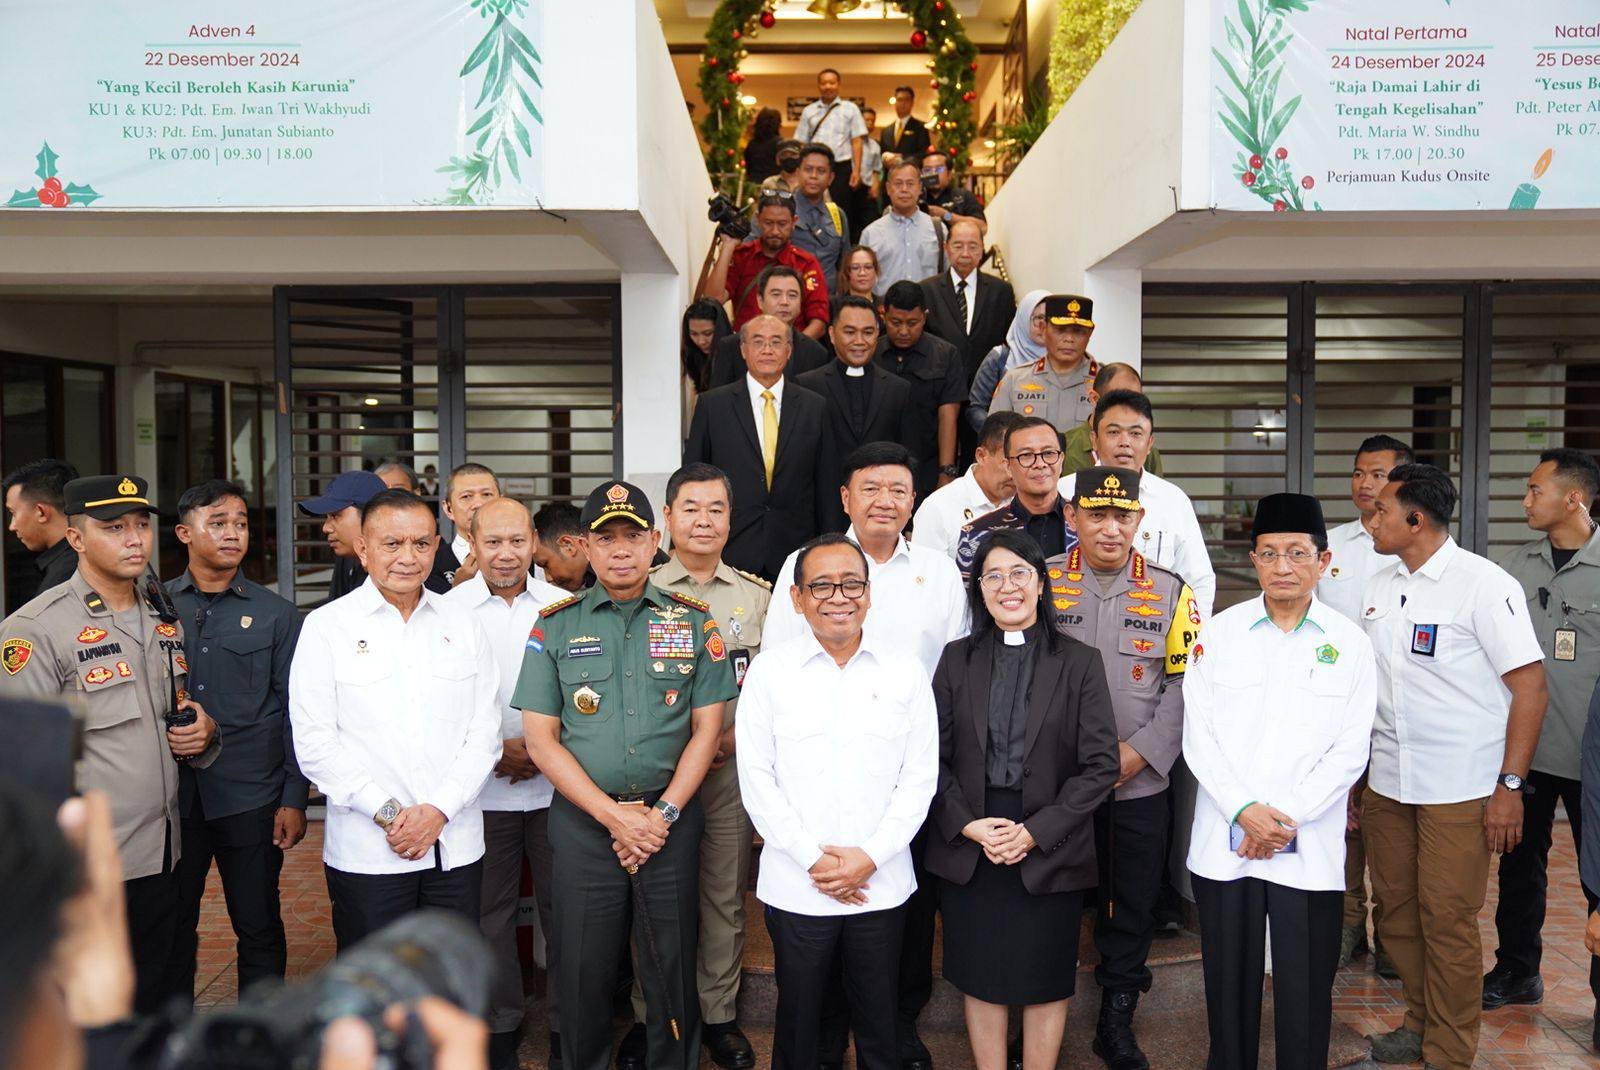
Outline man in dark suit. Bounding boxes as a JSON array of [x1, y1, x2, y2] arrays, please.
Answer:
[[920, 219, 1015, 388], [707, 264, 832, 390], [880, 85, 931, 171], [797, 295, 918, 529], [685, 314, 836, 581]]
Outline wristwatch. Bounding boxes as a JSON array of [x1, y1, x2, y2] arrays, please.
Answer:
[[373, 798, 402, 829], [1497, 773, 1525, 793], [939, 464, 960, 477], [654, 800, 681, 825]]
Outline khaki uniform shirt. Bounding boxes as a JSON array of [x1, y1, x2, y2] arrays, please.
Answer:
[[650, 556, 772, 728], [0, 570, 217, 879], [992, 356, 1096, 433], [510, 582, 740, 796], [1498, 528, 1600, 781], [1044, 547, 1198, 801]]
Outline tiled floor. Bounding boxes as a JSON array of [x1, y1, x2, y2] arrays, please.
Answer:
[[195, 818, 1600, 1066]]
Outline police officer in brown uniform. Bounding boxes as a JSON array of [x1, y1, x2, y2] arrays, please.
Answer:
[[1045, 467, 1198, 1070], [0, 474, 219, 1013]]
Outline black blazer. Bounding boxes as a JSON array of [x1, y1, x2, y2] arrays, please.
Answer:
[[683, 381, 836, 581], [920, 271, 1017, 385], [795, 361, 921, 529], [880, 116, 931, 162], [706, 328, 831, 391], [925, 628, 1120, 895]]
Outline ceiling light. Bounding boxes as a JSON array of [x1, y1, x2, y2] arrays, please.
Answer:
[[740, 95, 758, 106], [362, 396, 379, 406], [983, 139, 995, 148]]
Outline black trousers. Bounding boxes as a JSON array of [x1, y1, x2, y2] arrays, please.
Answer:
[[766, 904, 906, 1070], [1093, 790, 1170, 994], [325, 850, 483, 951], [170, 799, 287, 1000], [1191, 873, 1341, 1070], [125, 866, 182, 1015], [548, 793, 703, 1070], [828, 160, 858, 239], [820, 820, 934, 1060], [1492, 770, 1600, 999]]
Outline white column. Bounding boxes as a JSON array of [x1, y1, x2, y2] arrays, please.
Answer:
[[1082, 266, 1144, 372], [618, 270, 687, 510]]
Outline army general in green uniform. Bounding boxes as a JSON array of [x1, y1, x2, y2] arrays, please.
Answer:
[[514, 480, 738, 1070]]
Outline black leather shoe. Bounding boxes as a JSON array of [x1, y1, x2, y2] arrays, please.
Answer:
[[615, 1023, 647, 1070], [1007, 1032, 1023, 1070], [1481, 967, 1544, 1009], [703, 1021, 756, 1070], [1092, 991, 1150, 1070]]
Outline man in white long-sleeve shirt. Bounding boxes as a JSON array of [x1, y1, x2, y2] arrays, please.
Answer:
[[738, 533, 938, 1070], [290, 488, 502, 949], [1059, 390, 1216, 616], [1182, 493, 1376, 1070]]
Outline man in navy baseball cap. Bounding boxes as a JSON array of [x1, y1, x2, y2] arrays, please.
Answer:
[[299, 470, 387, 600]]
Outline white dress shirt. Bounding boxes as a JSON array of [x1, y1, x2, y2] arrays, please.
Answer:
[[737, 630, 938, 915], [910, 466, 1009, 562], [1183, 595, 1377, 890], [1059, 468, 1217, 616], [1360, 538, 1544, 805], [290, 579, 502, 874], [1317, 518, 1395, 623], [440, 571, 569, 812], [451, 533, 472, 569], [796, 97, 869, 163], [763, 529, 969, 676], [949, 268, 977, 335], [746, 373, 785, 461]]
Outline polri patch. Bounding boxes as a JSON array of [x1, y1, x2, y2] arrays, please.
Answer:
[[2, 638, 33, 676]]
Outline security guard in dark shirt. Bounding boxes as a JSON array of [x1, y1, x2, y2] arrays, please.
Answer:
[[0, 474, 219, 1014], [3, 457, 80, 603], [514, 481, 739, 1070], [165, 478, 308, 1001]]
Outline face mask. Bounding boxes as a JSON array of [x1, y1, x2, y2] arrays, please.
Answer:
[[778, 156, 800, 174]]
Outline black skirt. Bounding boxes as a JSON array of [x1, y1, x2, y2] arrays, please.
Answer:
[[939, 787, 1081, 1005]]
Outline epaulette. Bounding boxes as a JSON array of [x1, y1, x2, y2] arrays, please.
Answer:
[[732, 568, 772, 590], [665, 590, 710, 612], [539, 594, 582, 618], [1032, 357, 1047, 372]]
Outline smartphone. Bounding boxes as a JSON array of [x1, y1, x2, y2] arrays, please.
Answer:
[[0, 696, 83, 810], [1230, 823, 1297, 855]]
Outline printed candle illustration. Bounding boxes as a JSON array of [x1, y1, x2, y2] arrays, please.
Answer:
[[1509, 149, 1554, 210]]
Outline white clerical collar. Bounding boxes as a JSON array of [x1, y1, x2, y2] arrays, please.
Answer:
[[1002, 629, 1026, 646], [844, 365, 866, 377]]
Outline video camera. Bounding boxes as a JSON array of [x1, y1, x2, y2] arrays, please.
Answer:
[[707, 193, 751, 241], [150, 910, 492, 1069]]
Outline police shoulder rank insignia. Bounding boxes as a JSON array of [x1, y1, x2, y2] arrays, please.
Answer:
[[666, 590, 710, 613], [540, 594, 581, 618], [2, 638, 33, 676], [733, 568, 773, 590], [707, 631, 727, 661], [1316, 644, 1339, 665], [155, 623, 178, 638], [77, 627, 108, 644]]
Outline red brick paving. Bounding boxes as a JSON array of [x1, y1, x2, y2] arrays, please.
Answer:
[[196, 817, 1600, 1065]]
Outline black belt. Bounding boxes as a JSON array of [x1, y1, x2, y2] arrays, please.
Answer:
[[608, 790, 666, 806]]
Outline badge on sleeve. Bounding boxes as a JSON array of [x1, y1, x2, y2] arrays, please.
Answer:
[[1410, 623, 1437, 657], [706, 631, 727, 662], [1555, 628, 1577, 662], [2, 638, 32, 676]]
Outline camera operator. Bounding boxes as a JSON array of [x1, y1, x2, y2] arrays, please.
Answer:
[[920, 150, 986, 237], [702, 189, 831, 339], [0, 474, 219, 1015]]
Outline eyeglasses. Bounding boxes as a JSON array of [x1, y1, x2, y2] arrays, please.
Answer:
[[1008, 449, 1063, 468], [1252, 549, 1320, 565], [805, 578, 869, 600], [979, 566, 1037, 591]]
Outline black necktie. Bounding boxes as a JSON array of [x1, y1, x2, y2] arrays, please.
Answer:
[[956, 278, 969, 333]]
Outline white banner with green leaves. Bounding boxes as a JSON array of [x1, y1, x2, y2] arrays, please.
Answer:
[[0, 0, 544, 209], [1210, 0, 1600, 211]]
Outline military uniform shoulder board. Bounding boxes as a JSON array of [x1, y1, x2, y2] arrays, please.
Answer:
[[82, 590, 107, 613], [665, 590, 710, 612], [1088, 357, 1101, 377], [732, 568, 773, 590], [1031, 357, 1047, 372], [539, 593, 582, 618]]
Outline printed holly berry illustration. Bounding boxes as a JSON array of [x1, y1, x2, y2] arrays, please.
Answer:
[[1301, 175, 1314, 189], [1249, 154, 1263, 170], [7, 142, 101, 208], [1241, 171, 1256, 186], [1273, 200, 1286, 211], [1275, 147, 1288, 160]]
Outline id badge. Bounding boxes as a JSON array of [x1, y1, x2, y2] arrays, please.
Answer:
[[1555, 628, 1577, 662], [1229, 824, 1297, 854]]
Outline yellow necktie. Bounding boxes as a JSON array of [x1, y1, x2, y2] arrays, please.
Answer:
[[761, 390, 778, 488]]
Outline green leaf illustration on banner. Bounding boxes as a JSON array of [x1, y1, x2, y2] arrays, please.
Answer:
[[6, 142, 100, 209], [438, 5, 543, 205], [1214, 0, 1321, 211]]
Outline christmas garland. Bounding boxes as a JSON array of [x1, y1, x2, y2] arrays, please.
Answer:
[[697, 0, 980, 192]]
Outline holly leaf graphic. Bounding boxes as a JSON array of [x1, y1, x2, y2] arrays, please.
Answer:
[[7, 188, 42, 207], [64, 182, 101, 206], [34, 142, 59, 182]]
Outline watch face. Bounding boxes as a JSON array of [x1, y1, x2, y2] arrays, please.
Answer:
[[1502, 774, 1523, 791]]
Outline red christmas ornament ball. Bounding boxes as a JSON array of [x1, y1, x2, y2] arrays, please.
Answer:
[[962, 91, 975, 102], [929, 79, 939, 89], [910, 29, 927, 48], [728, 71, 743, 84], [759, 9, 775, 27], [707, 56, 718, 67], [969, 61, 979, 71], [732, 29, 741, 40], [934, 0, 944, 9]]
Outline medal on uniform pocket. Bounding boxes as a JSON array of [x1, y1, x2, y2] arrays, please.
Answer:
[[1555, 628, 1577, 662], [573, 685, 601, 715]]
